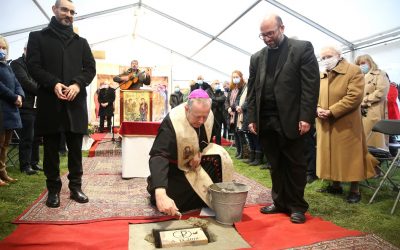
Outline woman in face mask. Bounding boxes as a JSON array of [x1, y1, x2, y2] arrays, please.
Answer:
[[0, 35, 25, 186], [355, 54, 390, 150], [224, 70, 245, 158], [316, 46, 378, 203]]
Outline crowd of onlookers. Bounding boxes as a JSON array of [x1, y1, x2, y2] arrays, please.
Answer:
[[2, 32, 400, 205], [175, 50, 399, 204]]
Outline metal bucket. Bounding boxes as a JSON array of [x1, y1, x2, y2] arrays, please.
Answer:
[[208, 182, 249, 225]]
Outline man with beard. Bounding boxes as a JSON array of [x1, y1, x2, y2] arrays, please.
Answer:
[[246, 14, 320, 223], [27, 0, 96, 208], [113, 60, 151, 90]]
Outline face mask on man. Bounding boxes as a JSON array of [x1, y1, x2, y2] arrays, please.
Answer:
[[232, 77, 241, 84], [197, 79, 203, 85], [321, 56, 339, 71], [174, 87, 180, 93], [360, 64, 370, 74], [0, 49, 6, 61]]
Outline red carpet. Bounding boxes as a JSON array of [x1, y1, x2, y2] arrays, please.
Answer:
[[2, 206, 369, 250], [88, 133, 106, 157], [235, 205, 363, 250]]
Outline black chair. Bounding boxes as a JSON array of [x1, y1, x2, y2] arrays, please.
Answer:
[[367, 120, 400, 215], [6, 130, 20, 168]]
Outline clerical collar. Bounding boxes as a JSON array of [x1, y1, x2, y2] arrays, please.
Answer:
[[268, 35, 286, 50]]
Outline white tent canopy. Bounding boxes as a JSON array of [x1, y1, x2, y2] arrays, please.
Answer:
[[2, 0, 400, 84]]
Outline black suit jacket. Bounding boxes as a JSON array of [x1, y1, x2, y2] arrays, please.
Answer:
[[247, 37, 320, 139]]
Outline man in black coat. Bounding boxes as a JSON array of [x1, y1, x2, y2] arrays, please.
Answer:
[[98, 81, 115, 133], [247, 14, 319, 223], [190, 75, 211, 93], [169, 86, 184, 109], [209, 81, 226, 145], [27, 0, 96, 208], [10, 46, 40, 175]]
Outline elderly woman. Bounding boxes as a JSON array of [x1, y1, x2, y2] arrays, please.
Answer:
[[0, 35, 24, 186], [355, 54, 390, 150], [316, 46, 378, 203]]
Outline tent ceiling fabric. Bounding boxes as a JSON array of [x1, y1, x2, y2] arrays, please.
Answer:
[[1, 0, 400, 82]]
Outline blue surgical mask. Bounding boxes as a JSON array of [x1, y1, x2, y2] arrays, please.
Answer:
[[174, 87, 180, 93], [197, 80, 203, 85], [0, 49, 6, 60], [360, 64, 370, 74], [232, 77, 240, 84]]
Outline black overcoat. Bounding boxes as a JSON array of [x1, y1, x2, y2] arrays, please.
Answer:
[[246, 37, 320, 139], [26, 27, 96, 135], [98, 87, 115, 117]]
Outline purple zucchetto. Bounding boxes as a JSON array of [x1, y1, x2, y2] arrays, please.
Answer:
[[188, 89, 210, 99]]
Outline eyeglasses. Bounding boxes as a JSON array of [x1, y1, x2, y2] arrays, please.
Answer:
[[58, 6, 77, 16], [259, 27, 280, 39]]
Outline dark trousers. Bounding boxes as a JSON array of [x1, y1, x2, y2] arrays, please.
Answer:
[[305, 126, 316, 177], [246, 132, 262, 152], [18, 110, 40, 169], [43, 132, 83, 193], [99, 115, 112, 132], [259, 129, 308, 213], [212, 119, 222, 145]]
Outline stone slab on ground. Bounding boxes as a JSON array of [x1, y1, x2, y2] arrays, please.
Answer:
[[129, 218, 250, 250]]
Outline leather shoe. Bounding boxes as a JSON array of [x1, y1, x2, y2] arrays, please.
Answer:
[[46, 192, 60, 208], [317, 185, 343, 195], [31, 164, 43, 171], [70, 190, 89, 203], [346, 192, 361, 203], [260, 204, 284, 214], [21, 166, 38, 175], [290, 212, 306, 224]]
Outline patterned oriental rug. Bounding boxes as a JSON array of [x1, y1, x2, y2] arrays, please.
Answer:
[[14, 157, 272, 225]]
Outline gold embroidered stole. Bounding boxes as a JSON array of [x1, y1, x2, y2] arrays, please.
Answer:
[[169, 103, 233, 207]]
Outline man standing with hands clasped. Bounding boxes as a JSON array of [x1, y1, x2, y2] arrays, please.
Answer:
[[246, 14, 320, 223], [27, 0, 96, 208]]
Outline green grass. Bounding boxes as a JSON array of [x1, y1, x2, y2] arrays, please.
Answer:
[[0, 147, 399, 248], [227, 147, 400, 247], [0, 148, 88, 240]]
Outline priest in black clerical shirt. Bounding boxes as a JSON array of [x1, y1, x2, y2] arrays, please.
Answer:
[[147, 89, 233, 216]]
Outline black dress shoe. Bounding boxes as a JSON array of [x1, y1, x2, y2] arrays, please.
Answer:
[[346, 192, 361, 203], [70, 190, 89, 203], [317, 185, 343, 195], [260, 163, 271, 170], [46, 192, 60, 208], [20, 166, 37, 175], [31, 164, 43, 171], [290, 212, 306, 224], [260, 204, 285, 214]]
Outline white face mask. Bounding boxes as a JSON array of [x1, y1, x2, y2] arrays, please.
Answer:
[[320, 56, 339, 71], [232, 77, 240, 84]]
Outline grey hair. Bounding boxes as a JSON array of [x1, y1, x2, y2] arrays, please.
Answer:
[[187, 97, 212, 110], [320, 45, 342, 56], [0, 35, 9, 59]]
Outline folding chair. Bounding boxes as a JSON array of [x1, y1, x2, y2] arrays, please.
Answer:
[[6, 130, 20, 168], [367, 120, 400, 214]]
